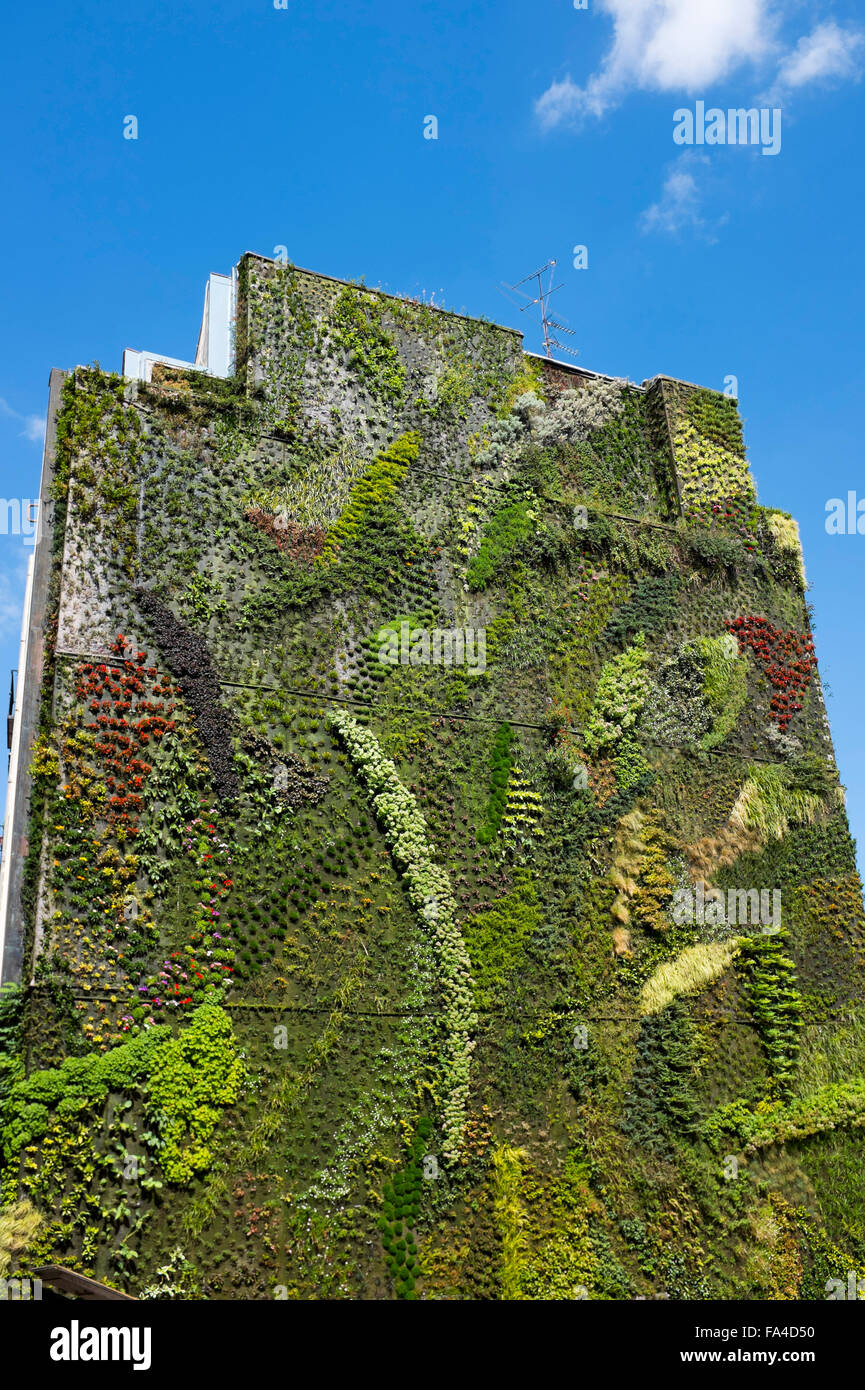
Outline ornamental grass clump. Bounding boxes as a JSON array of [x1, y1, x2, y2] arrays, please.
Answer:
[[730, 764, 830, 842], [640, 940, 745, 1016]]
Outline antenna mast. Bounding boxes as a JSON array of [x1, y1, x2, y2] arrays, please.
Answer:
[[501, 260, 579, 360]]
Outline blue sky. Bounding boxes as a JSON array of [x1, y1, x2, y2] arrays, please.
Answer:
[[1, 0, 864, 863]]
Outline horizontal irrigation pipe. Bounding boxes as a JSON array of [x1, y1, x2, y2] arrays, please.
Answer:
[[220, 678, 551, 732], [54, 649, 546, 732], [36, 983, 853, 1027], [52, 646, 816, 766]]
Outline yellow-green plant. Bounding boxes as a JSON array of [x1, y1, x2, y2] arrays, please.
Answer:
[[0, 1200, 42, 1276], [245, 437, 366, 528], [491, 1144, 528, 1300], [695, 633, 748, 749], [318, 432, 420, 564], [328, 709, 477, 1162], [610, 810, 676, 935], [584, 634, 652, 755], [730, 765, 831, 841], [766, 510, 806, 584], [641, 940, 744, 1016], [146, 1004, 245, 1185]]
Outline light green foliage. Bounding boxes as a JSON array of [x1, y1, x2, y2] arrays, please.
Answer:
[[685, 388, 745, 455], [671, 389, 753, 520], [500, 767, 545, 847], [318, 432, 420, 563], [52, 369, 144, 571], [0, 1200, 42, 1276], [613, 737, 653, 793], [584, 634, 652, 755], [183, 573, 227, 625], [494, 356, 544, 416], [696, 633, 748, 749], [672, 387, 752, 516], [245, 438, 367, 528], [491, 1144, 529, 1300], [705, 1079, 865, 1154], [641, 941, 744, 1015], [2, 1026, 169, 1165], [146, 1004, 245, 1185], [673, 420, 755, 509], [609, 810, 675, 935], [491, 1146, 597, 1300], [138, 1246, 201, 1299], [463, 872, 539, 1008], [766, 510, 806, 584], [422, 353, 477, 419], [731, 764, 836, 841], [738, 928, 803, 1098], [477, 722, 515, 844], [0, 983, 24, 1117], [797, 1007, 865, 1095]]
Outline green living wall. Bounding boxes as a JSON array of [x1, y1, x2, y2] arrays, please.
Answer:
[[1, 254, 863, 1300]]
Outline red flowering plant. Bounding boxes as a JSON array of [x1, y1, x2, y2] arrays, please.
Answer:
[[687, 495, 759, 552], [53, 633, 185, 1008], [726, 616, 817, 732], [75, 633, 178, 835]]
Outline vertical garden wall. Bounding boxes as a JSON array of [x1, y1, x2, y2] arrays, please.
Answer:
[[0, 253, 862, 1300]]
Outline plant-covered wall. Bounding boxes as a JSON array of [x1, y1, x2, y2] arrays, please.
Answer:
[[1, 253, 863, 1300]]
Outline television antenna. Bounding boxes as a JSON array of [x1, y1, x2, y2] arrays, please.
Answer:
[[500, 259, 579, 360]]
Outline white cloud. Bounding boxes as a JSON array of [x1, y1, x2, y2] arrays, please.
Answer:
[[0, 550, 30, 642], [0, 396, 45, 446], [640, 164, 702, 235], [21, 415, 45, 444], [535, 76, 583, 129], [535, 2, 864, 127], [639, 154, 728, 239], [772, 21, 864, 94], [536, 0, 779, 126]]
